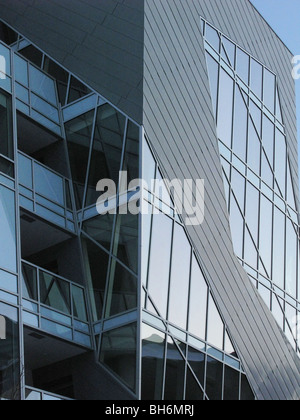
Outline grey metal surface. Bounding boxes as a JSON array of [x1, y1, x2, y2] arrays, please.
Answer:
[[143, 0, 300, 400], [0, 0, 299, 400]]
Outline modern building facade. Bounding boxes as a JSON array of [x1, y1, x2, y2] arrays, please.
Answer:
[[0, 0, 299, 401]]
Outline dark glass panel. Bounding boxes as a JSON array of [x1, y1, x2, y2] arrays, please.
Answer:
[[68, 76, 91, 103], [22, 263, 38, 301], [0, 22, 18, 45], [83, 214, 115, 252], [185, 368, 204, 400], [141, 324, 165, 400], [224, 366, 240, 400], [188, 347, 205, 387], [105, 259, 137, 318], [122, 121, 139, 184], [39, 272, 71, 315], [206, 356, 223, 400], [65, 110, 95, 209], [0, 156, 14, 177], [240, 374, 255, 400], [0, 91, 13, 159], [147, 211, 173, 319], [164, 338, 185, 400], [82, 238, 109, 321], [19, 45, 43, 67], [188, 256, 208, 340], [85, 104, 126, 207], [168, 224, 191, 330], [113, 211, 138, 274], [100, 324, 137, 392], [0, 316, 20, 400]]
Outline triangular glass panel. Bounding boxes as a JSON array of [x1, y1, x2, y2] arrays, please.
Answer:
[[222, 37, 235, 68], [207, 293, 224, 350], [224, 331, 237, 357]]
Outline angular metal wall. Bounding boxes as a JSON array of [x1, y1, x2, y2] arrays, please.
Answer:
[[143, 0, 300, 400]]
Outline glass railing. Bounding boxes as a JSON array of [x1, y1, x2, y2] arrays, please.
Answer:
[[18, 151, 76, 233], [25, 386, 73, 401], [21, 261, 91, 348]]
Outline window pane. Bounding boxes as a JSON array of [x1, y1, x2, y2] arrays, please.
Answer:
[[249, 100, 261, 136], [232, 87, 247, 161], [0, 43, 11, 75], [147, 212, 173, 319], [0, 186, 16, 272], [142, 201, 152, 285], [14, 54, 28, 86], [263, 69, 275, 113], [205, 24, 220, 52], [168, 224, 191, 330], [68, 76, 91, 103], [22, 263, 37, 301], [206, 356, 224, 400], [20, 45, 42, 67], [100, 324, 137, 392], [105, 259, 137, 318], [34, 163, 64, 206], [245, 182, 259, 245], [39, 272, 71, 315], [188, 256, 208, 340], [142, 140, 156, 192], [217, 69, 234, 147], [188, 346, 205, 387], [164, 337, 185, 400], [247, 118, 261, 175], [272, 208, 285, 289], [229, 194, 244, 258], [142, 324, 165, 400], [274, 129, 286, 198], [224, 366, 240, 400], [0, 91, 13, 159], [240, 374, 255, 400], [82, 238, 109, 321], [236, 48, 249, 84], [262, 116, 274, 169], [72, 285, 87, 322], [85, 104, 125, 207], [207, 294, 224, 349], [259, 196, 273, 276], [29, 65, 57, 105], [65, 110, 95, 209], [222, 37, 235, 67], [113, 211, 138, 274], [185, 368, 204, 400], [205, 53, 219, 118], [250, 59, 263, 99], [18, 153, 32, 189], [285, 221, 297, 297]]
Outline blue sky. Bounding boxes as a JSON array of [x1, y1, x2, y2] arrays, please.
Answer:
[[251, 0, 300, 163]]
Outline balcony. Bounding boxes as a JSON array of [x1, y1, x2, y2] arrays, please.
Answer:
[[21, 261, 92, 348], [18, 151, 76, 233], [25, 386, 73, 401]]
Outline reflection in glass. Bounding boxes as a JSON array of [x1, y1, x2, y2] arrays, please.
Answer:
[[222, 37, 235, 67], [65, 110, 95, 209], [0, 91, 13, 160], [245, 182, 259, 246], [85, 104, 126, 207], [188, 346, 205, 387], [142, 324, 165, 400], [188, 256, 208, 340], [147, 211, 173, 318], [247, 119, 261, 175], [82, 238, 109, 321], [34, 163, 64, 206], [100, 324, 137, 392], [0, 186, 16, 273], [232, 87, 247, 161], [206, 356, 223, 400], [259, 195, 272, 276], [205, 24, 220, 52], [29, 65, 57, 105], [240, 374, 255, 400], [105, 259, 137, 318], [262, 115, 274, 170], [250, 59, 263, 99], [263, 69, 275, 113], [185, 368, 204, 400], [207, 294, 224, 350], [236, 48, 249, 84], [217, 69, 234, 147], [164, 337, 185, 400], [168, 224, 191, 330]]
